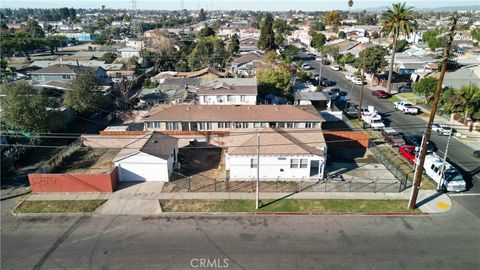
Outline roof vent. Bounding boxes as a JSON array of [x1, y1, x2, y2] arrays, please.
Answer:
[[153, 140, 158, 144]]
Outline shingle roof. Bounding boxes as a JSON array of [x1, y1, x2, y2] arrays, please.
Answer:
[[294, 92, 328, 101], [228, 128, 326, 156], [231, 53, 261, 65], [140, 132, 178, 160], [144, 105, 324, 122], [30, 64, 81, 75], [196, 85, 258, 95]]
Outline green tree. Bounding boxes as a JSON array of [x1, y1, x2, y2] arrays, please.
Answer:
[[25, 19, 45, 38], [100, 52, 117, 64], [338, 31, 346, 39], [92, 35, 106, 45], [228, 34, 240, 55], [323, 11, 342, 32], [64, 70, 107, 115], [256, 68, 293, 96], [310, 32, 327, 50], [354, 45, 389, 76], [198, 25, 215, 38], [423, 29, 447, 51], [45, 35, 68, 54], [389, 39, 409, 52], [198, 8, 206, 22], [320, 45, 340, 59], [381, 2, 416, 92], [453, 84, 480, 119], [281, 45, 299, 63], [413, 76, 438, 102], [188, 36, 227, 70], [1, 82, 55, 134], [273, 19, 288, 34], [275, 34, 285, 47], [311, 21, 326, 31], [258, 13, 276, 51], [471, 28, 480, 42]]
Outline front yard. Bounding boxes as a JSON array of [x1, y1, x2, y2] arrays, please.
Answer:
[[15, 200, 106, 213], [159, 199, 419, 213]]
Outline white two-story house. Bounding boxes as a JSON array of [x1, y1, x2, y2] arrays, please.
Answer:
[[195, 78, 257, 105]]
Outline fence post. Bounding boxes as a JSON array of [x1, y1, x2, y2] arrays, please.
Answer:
[[374, 180, 377, 193], [325, 180, 327, 192], [214, 178, 217, 192], [189, 177, 191, 191], [300, 178, 303, 191]]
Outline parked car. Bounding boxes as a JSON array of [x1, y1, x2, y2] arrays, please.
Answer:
[[328, 88, 340, 95], [432, 124, 455, 136], [352, 77, 364, 85], [301, 63, 312, 70], [394, 101, 410, 110], [399, 145, 417, 164], [474, 150, 480, 158], [315, 56, 322, 61], [330, 64, 340, 71], [381, 128, 405, 146], [402, 134, 436, 153], [401, 104, 420, 115], [343, 103, 359, 118], [321, 59, 331, 65], [398, 85, 412, 93], [372, 90, 390, 99], [345, 74, 355, 81], [321, 79, 336, 87]]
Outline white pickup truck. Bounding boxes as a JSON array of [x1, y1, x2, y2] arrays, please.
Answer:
[[362, 106, 385, 130], [394, 101, 420, 115]]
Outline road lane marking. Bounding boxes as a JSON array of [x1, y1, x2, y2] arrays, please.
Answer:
[[448, 193, 480, 197]]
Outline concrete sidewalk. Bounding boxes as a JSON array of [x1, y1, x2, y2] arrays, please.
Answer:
[[24, 187, 452, 214]]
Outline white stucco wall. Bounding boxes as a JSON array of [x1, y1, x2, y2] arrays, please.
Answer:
[[115, 152, 169, 182], [226, 154, 325, 180]]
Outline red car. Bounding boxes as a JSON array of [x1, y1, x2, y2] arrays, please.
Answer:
[[399, 145, 416, 164], [371, 90, 390, 99]]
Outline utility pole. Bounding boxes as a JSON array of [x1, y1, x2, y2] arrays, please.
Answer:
[[408, 14, 458, 209], [438, 129, 453, 191], [358, 38, 370, 120], [256, 132, 260, 209]]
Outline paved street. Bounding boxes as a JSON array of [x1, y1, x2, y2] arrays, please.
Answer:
[[302, 53, 480, 218], [1, 201, 479, 270]]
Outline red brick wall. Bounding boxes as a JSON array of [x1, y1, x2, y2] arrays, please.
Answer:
[[28, 168, 118, 193]]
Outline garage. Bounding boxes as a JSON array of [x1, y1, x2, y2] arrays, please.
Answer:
[[113, 133, 179, 182]]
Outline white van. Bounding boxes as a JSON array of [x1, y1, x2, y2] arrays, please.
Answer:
[[422, 154, 466, 192]]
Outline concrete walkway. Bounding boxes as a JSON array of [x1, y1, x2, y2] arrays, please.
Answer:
[[24, 186, 452, 214]]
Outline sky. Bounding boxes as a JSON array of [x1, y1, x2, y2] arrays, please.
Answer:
[[1, 0, 479, 11]]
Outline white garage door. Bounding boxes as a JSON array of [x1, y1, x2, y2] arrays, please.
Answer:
[[117, 163, 167, 182]]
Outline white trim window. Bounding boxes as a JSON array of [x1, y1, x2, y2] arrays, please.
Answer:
[[250, 158, 258, 168], [300, 159, 308, 168], [254, 122, 267, 128], [305, 122, 318, 128], [240, 95, 246, 102], [286, 122, 299, 128], [166, 122, 180, 130], [147, 121, 161, 129], [290, 158, 299, 168], [198, 122, 213, 131], [218, 122, 231, 129]]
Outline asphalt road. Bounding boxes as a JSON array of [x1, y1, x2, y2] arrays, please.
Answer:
[[302, 53, 480, 218], [2, 203, 480, 270]]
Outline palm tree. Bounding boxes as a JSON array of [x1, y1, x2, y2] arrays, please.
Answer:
[[348, 0, 354, 18], [381, 2, 416, 92]]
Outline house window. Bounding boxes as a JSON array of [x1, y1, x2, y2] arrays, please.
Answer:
[[277, 122, 285, 128], [254, 122, 267, 128], [198, 122, 213, 131], [235, 122, 248, 128], [305, 122, 317, 128], [147, 121, 160, 129], [34, 75, 44, 81], [241, 95, 246, 102], [290, 159, 299, 168], [166, 122, 179, 130], [300, 159, 308, 168], [227, 95, 234, 102], [218, 122, 231, 129], [62, 75, 72, 80], [286, 122, 298, 128], [250, 158, 257, 168], [216, 96, 223, 103]]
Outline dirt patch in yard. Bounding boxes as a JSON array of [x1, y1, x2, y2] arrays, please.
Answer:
[[50, 148, 119, 174]]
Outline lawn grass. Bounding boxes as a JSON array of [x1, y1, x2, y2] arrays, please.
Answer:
[[16, 200, 106, 214], [159, 199, 418, 213], [389, 96, 401, 103]]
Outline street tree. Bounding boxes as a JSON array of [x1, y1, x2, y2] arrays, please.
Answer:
[[256, 68, 293, 96], [258, 13, 276, 51], [310, 32, 327, 50], [381, 2, 416, 92], [389, 39, 409, 52], [198, 8, 206, 22], [354, 45, 389, 76], [64, 70, 107, 115], [188, 36, 227, 70], [100, 52, 117, 64], [413, 76, 438, 102], [338, 31, 347, 39], [25, 19, 45, 38], [228, 33, 240, 55], [198, 25, 216, 38], [323, 11, 342, 32], [1, 82, 60, 134]]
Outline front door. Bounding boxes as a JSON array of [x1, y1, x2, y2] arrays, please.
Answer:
[[310, 160, 319, 177]]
